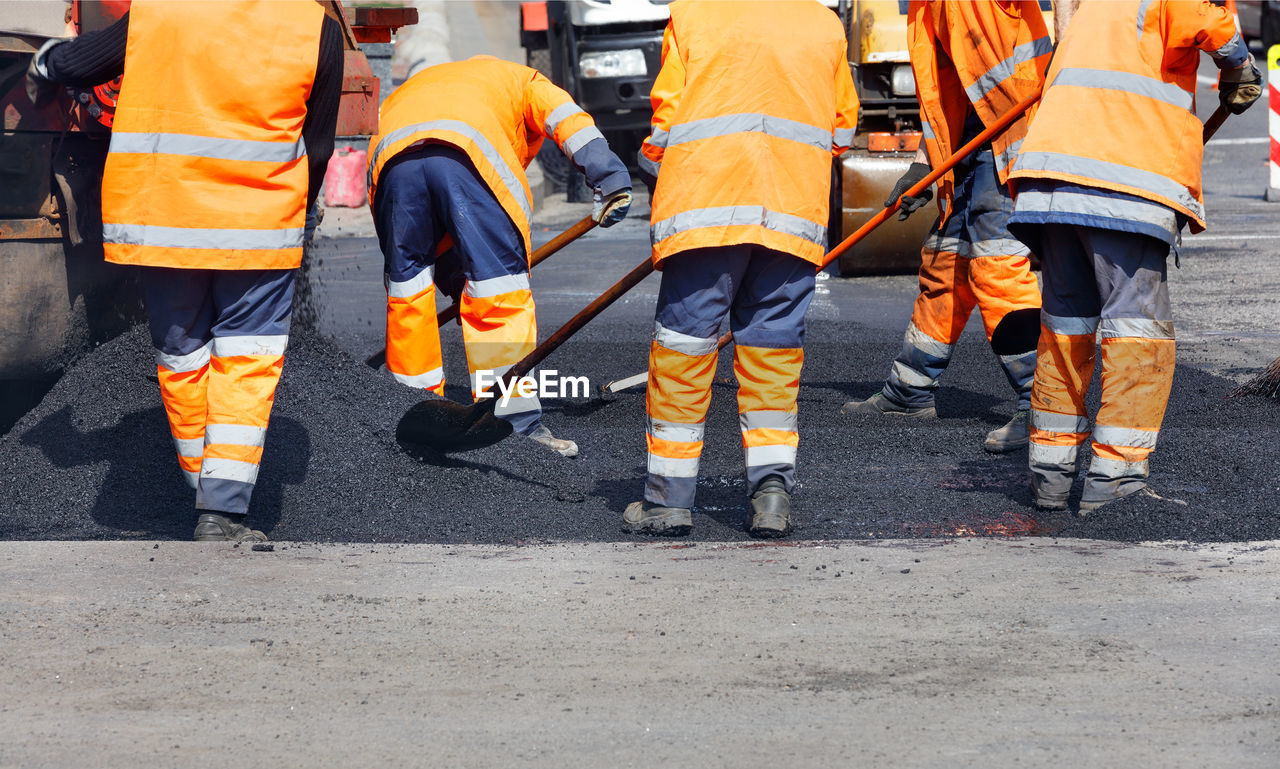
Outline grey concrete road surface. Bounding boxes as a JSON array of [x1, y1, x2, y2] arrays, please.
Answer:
[[1, 539, 1277, 768]]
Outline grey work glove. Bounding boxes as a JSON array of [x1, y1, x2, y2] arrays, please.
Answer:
[[886, 161, 933, 221], [1219, 54, 1262, 115], [593, 188, 632, 227], [25, 39, 65, 107]]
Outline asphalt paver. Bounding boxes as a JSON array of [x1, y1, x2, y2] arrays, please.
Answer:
[[2, 318, 1276, 543]]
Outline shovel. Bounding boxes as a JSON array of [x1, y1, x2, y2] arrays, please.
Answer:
[[366, 213, 600, 369], [600, 91, 1045, 396], [396, 255, 656, 454]]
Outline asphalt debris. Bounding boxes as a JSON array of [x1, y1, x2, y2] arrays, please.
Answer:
[[1, 321, 1277, 544]]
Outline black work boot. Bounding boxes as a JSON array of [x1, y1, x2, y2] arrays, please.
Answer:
[[622, 501, 692, 537], [748, 476, 792, 539], [193, 513, 268, 543]]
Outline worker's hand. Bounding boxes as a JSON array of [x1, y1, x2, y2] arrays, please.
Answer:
[[885, 162, 933, 221], [593, 188, 632, 227], [1219, 54, 1262, 115], [24, 40, 63, 107]]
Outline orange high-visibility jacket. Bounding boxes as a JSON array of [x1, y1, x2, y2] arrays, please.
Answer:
[[640, 0, 860, 266], [101, 0, 322, 270], [909, 0, 1050, 218], [1009, 0, 1240, 232], [368, 57, 603, 260]]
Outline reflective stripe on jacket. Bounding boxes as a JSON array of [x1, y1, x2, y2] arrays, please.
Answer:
[[909, 0, 1050, 220], [1009, 0, 1243, 233], [369, 57, 604, 260], [640, 0, 860, 266], [101, 0, 322, 269]]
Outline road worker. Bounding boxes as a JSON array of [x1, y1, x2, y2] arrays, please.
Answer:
[[26, 0, 342, 542], [841, 0, 1055, 455], [625, 0, 860, 538], [367, 56, 632, 458], [1008, 0, 1262, 513]]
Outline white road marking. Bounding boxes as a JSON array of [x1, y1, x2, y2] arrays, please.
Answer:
[[1206, 137, 1268, 145], [1185, 234, 1280, 242]]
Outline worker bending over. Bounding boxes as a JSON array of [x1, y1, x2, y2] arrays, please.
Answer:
[[626, 0, 859, 538], [842, 0, 1052, 454], [27, 0, 341, 542], [367, 57, 631, 458], [1008, 0, 1261, 513]]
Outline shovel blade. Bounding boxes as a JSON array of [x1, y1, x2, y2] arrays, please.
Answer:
[[396, 399, 514, 456]]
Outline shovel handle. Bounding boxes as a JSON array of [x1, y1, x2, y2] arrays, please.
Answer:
[[1202, 104, 1229, 144]]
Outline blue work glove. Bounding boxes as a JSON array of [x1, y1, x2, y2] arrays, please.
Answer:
[[885, 161, 933, 221], [593, 188, 632, 227]]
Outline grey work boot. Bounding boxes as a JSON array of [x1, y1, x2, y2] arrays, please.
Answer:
[[194, 513, 268, 543], [623, 501, 692, 537], [1077, 485, 1187, 517], [984, 409, 1030, 454], [748, 476, 792, 539], [840, 391, 936, 418], [1030, 472, 1070, 512], [526, 424, 579, 458]]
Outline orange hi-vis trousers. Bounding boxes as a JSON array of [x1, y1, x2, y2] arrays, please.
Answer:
[[1029, 223, 1175, 508], [883, 144, 1041, 410], [373, 145, 541, 435], [141, 266, 294, 515], [645, 245, 815, 510]]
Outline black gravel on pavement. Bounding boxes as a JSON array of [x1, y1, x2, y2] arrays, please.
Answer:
[[1, 322, 1277, 543]]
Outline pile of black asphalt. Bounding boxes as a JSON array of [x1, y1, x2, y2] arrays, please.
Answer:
[[1, 320, 1276, 544]]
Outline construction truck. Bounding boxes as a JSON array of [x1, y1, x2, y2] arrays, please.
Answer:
[[0, 0, 414, 432], [519, 0, 932, 273]]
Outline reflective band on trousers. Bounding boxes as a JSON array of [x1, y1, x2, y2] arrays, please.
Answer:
[[965, 37, 1053, 102], [213, 335, 289, 357], [970, 237, 1031, 258], [157, 342, 211, 373], [1028, 442, 1079, 465], [465, 273, 530, 299], [1092, 424, 1158, 450], [392, 368, 445, 389], [744, 445, 796, 467], [205, 424, 267, 448], [1051, 68, 1193, 112], [665, 112, 835, 152], [563, 126, 604, 159], [648, 418, 705, 443], [1100, 318, 1174, 340], [109, 131, 306, 163], [1012, 151, 1204, 220], [370, 119, 533, 224], [905, 322, 954, 360], [544, 101, 586, 139], [182, 469, 199, 489], [891, 360, 936, 388], [173, 436, 204, 458], [1090, 456, 1148, 478], [1031, 409, 1090, 433], [201, 457, 260, 484], [654, 323, 719, 356], [104, 222, 304, 251], [387, 266, 435, 299], [1041, 312, 1099, 336], [648, 453, 700, 478], [924, 233, 971, 257], [739, 410, 798, 433], [651, 206, 825, 248]]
